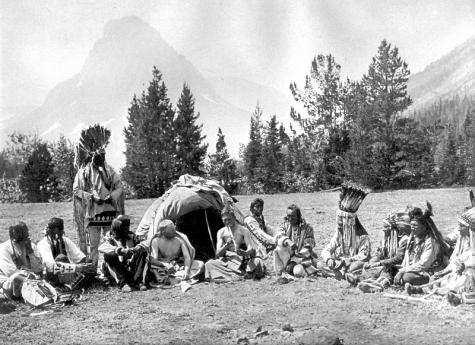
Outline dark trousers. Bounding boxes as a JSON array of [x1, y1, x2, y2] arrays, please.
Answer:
[[102, 249, 147, 286], [398, 272, 430, 286]]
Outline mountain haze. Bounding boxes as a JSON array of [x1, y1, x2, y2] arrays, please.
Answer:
[[3, 16, 291, 168], [407, 36, 475, 109], [2, 17, 473, 169]]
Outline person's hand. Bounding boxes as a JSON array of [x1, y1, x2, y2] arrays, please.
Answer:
[[326, 258, 336, 269], [92, 191, 101, 203], [116, 247, 130, 257], [123, 248, 134, 259], [364, 262, 375, 269], [129, 245, 142, 254], [394, 271, 403, 285], [246, 248, 256, 258], [79, 263, 96, 275], [429, 273, 440, 283], [455, 262, 465, 275], [224, 238, 233, 248], [342, 257, 352, 267], [183, 270, 190, 281], [104, 194, 112, 204]]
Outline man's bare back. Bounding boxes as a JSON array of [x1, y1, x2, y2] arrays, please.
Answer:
[[151, 237, 182, 262]]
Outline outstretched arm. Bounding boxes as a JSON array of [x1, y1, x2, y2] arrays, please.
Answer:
[[180, 241, 192, 280], [321, 231, 339, 263]]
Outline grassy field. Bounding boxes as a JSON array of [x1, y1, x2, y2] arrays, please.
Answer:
[[0, 188, 473, 345]]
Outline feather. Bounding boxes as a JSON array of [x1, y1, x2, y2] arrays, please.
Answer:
[[75, 124, 111, 167], [425, 201, 433, 217]]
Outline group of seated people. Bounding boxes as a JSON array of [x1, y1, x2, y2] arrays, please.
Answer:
[[1, 196, 473, 306]]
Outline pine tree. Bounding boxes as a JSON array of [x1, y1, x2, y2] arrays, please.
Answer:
[[462, 107, 474, 185], [361, 39, 412, 189], [174, 83, 208, 176], [278, 124, 292, 173], [2, 132, 41, 177], [209, 128, 238, 193], [289, 54, 345, 188], [50, 135, 75, 200], [439, 124, 464, 186], [392, 118, 435, 188], [261, 115, 283, 193], [243, 104, 264, 189], [343, 81, 376, 187], [19, 142, 58, 202], [123, 67, 177, 198]]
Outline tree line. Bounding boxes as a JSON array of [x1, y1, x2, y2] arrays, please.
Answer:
[[1, 39, 473, 203], [240, 40, 474, 193], [0, 133, 75, 202]]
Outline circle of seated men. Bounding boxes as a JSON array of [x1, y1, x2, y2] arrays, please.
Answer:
[[1, 197, 474, 306]]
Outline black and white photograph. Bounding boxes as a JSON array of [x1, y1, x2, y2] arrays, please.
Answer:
[[0, 1, 474, 344]]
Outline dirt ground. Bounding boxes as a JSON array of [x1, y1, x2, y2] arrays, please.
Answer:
[[1, 188, 474, 345]]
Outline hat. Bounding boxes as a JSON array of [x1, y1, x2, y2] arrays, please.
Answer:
[[338, 182, 370, 213], [47, 217, 64, 231]]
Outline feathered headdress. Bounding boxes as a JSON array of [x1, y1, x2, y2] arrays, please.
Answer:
[[74, 124, 111, 168], [338, 182, 370, 213]]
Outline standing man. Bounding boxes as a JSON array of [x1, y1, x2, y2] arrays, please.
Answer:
[[73, 125, 124, 268]]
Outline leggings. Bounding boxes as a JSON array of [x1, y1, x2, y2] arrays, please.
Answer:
[[397, 272, 430, 286]]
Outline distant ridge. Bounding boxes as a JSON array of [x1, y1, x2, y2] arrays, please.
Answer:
[[407, 36, 475, 110]]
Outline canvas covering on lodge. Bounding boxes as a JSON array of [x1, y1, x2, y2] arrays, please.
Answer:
[[135, 175, 244, 260]]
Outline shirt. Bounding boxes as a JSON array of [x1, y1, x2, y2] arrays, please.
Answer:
[[401, 235, 440, 273], [279, 220, 315, 252], [0, 240, 40, 277], [321, 231, 371, 262], [37, 236, 86, 272]]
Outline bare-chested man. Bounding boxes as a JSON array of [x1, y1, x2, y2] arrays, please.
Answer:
[[205, 206, 266, 282], [149, 220, 204, 285]]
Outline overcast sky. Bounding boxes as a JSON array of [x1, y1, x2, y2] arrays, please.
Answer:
[[1, 0, 474, 111]]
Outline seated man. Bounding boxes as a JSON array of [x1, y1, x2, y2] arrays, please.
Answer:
[[406, 207, 473, 298], [357, 212, 411, 292], [394, 203, 447, 287], [98, 215, 147, 292], [148, 219, 204, 286], [0, 223, 42, 300], [205, 206, 266, 282], [273, 204, 317, 278], [320, 183, 371, 281], [320, 214, 371, 278], [37, 217, 95, 289], [250, 198, 275, 236]]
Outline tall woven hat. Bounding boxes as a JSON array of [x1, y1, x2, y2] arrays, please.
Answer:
[[74, 124, 111, 168], [338, 182, 370, 213]]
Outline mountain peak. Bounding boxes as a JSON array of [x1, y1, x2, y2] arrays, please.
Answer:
[[103, 15, 157, 39]]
